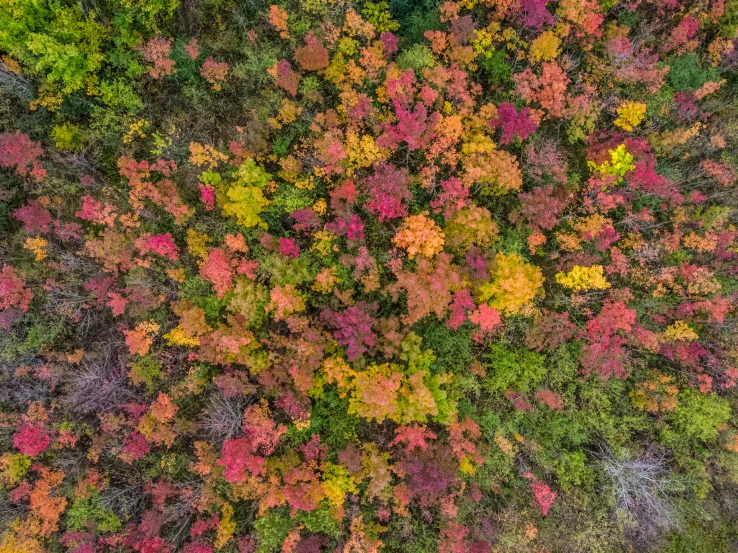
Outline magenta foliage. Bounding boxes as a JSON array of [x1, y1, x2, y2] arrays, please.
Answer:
[[274, 59, 300, 96], [447, 288, 475, 330], [450, 15, 477, 44], [13, 199, 52, 234], [580, 301, 637, 380], [75, 196, 109, 224], [469, 304, 502, 341], [279, 237, 300, 258], [329, 301, 378, 360], [291, 207, 321, 234], [507, 391, 534, 411], [594, 226, 621, 252], [380, 32, 399, 54], [377, 100, 440, 151], [122, 431, 151, 462], [396, 444, 460, 507], [0, 131, 46, 180], [346, 214, 365, 241], [525, 310, 576, 351], [392, 424, 438, 452], [524, 141, 568, 184], [464, 247, 489, 280], [628, 159, 684, 205], [299, 434, 326, 464], [182, 545, 213, 553], [217, 403, 285, 482], [364, 163, 412, 221], [329, 180, 358, 219], [490, 102, 538, 144], [276, 390, 310, 420], [0, 265, 33, 312], [674, 91, 698, 119], [218, 437, 267, 481], [326, 214, 364, 242], [198, 183, 215, 210], [138, 233, 179, 260], [136, 537, 171, 553], [13, 422, 51, 456], [431, 177, 470, 218], [519, 0, 554, 30]]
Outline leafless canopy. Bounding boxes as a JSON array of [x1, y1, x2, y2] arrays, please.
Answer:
[[64, 347, 137, 416], [600, 445, 682, 544], [198, 391, 253, 447]]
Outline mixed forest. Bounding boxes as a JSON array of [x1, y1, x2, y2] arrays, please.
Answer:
[[1, 0, 738, 551]]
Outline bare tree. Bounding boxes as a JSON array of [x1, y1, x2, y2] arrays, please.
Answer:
[[0, 360, 50, 408], [198, 391, 252, 447], [100, 472, 148, 521], [64, 348, 137, 416], [0, 60, 32, 101], [599, 445, 682, 546]]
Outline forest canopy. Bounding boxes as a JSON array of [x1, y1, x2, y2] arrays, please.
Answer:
[[1, 0, 738, 551]]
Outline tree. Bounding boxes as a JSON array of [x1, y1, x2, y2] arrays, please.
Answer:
[[217, 401, 287, 482], [0, 132, 46, 180], [295, 31, 329, 71], [392, 212, 445, 259], [387, 253, 464, 325], [479, 253, 544, 315], [363, 163, 412, 221]]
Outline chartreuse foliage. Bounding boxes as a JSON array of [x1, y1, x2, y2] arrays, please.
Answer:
[[217, 159, 272, 228], [0, 0, 106, 102], [1, 0, 738, 552], [66, 492, 122, 533]]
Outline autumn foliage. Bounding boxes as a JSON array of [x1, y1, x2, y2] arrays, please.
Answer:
[[1, 0, 738, 551]]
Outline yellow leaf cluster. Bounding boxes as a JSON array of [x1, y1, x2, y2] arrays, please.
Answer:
[[555, 265, 610, 292], [313, 198, 327, 215], [650, 122, 702, 153], [444, 205, 499, 252], [268, 98, 303, 129], [164, 326, 200, 347], [222, 185, 270, 228], [662, 320, 699, 342], [613, 101, 647, 131], [123, 119, 148, 144], [189, 142, 228, 168], [461, 134, 523, 194], [573, 213, 612, 237], [479, 252, 544, 315], [344, 131, 383, 173], [471, 22, 502, 55], [186, 229, 212, 261], [529, 31, 561, 63], [322, 462, 359, 507], [0, 532, 38, 553], [23, 236, 48, 261], [215, 504, 236, 549], [683, 232, 718, 252]]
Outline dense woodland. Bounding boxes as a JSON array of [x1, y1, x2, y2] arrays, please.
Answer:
[[1, 0, 738, 551]]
